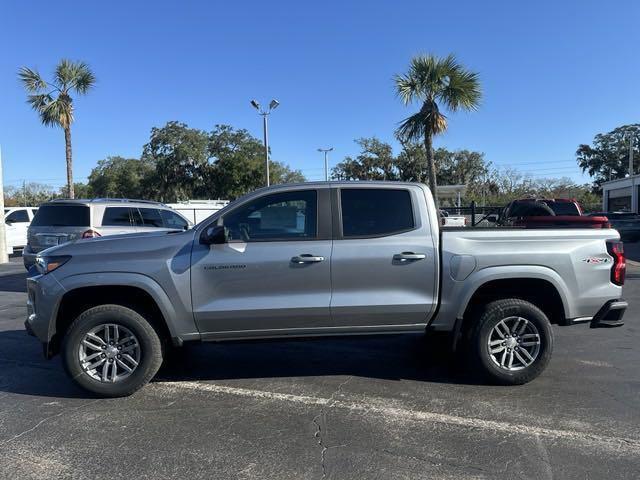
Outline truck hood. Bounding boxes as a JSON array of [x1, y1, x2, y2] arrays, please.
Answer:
[[41, 229, 196, 259]]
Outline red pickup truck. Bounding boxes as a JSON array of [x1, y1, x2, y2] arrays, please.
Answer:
[[497, 198, 609, 229]]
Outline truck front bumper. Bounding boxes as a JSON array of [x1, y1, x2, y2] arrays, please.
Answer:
[[590, 300, 627, 328], [25, 272, 66, 358]]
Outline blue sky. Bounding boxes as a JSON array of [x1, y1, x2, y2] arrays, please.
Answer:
[[1, 0, 639, 190]]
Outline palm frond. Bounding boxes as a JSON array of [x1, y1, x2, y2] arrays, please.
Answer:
[[395, 108, 447, 142], [39, 96, 73, 128], [26, 93, 53, 113], [394, 73, 420, 104], [54, 59, 96, 94], [71, 61, 96, 94], [440, 64, 482, 111], [18, 67, 47, 92]]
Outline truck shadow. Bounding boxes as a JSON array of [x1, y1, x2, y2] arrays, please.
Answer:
[[0, 330, 482, 399], [156, 333, 482, 386]]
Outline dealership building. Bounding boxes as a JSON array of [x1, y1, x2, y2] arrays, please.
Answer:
[[601, 174, 640, 213]]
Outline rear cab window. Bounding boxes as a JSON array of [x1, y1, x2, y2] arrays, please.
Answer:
[[31, 205, 90, 227], [339, 188, 415, 237], [544, 202, 580, 216]]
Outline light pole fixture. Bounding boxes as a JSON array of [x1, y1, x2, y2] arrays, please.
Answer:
[[251, 99, 280, 186], [317, 147, 334, 181]]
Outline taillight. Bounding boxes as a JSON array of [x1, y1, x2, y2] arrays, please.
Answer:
[[606, 240, 625, 286], [82, 229, 101, 239]]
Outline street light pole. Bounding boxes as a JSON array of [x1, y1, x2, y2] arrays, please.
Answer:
[[251, 99, 279, 187], [263, 114, 269, 186], [629, 132, 634, 177], [317, 147, 333, 181]]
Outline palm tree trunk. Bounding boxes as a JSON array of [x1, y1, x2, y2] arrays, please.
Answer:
[[64, 126, 74, 199], [424, 133, 438, 209]]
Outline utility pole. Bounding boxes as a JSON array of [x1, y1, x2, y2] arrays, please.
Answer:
[[0, 146, 8, 263], [317, 147, 333, 181], [251, 99, 280, 187], [629, 133, 635, 177]]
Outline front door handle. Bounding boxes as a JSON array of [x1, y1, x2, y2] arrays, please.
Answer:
[[393, 252, 426, 262], [291, 254, 325, 264]]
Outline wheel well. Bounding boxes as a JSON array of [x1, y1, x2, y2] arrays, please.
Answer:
[[458, 278, 566, 345], [52, 286, 171, 355]]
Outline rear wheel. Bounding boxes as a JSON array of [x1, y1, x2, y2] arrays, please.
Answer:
[[62, 305, 163, 397], [470, 298, 553, 385]]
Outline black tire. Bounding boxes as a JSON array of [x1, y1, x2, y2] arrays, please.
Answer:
[[62, 304, 163, 397], [470, 298, 553, 385]]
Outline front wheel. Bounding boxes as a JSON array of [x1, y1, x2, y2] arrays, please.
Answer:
[[470, 298, 553, 385], [62, 305, 163, 397]]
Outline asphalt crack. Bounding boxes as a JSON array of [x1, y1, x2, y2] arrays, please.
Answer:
[[0, 398, 100, 446], [312, 376, 353, 479]]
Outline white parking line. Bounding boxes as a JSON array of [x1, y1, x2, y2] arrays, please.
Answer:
[[155, 381, 640, 456]]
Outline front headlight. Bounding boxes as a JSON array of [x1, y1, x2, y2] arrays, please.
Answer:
[[35, 255, 71, 275]]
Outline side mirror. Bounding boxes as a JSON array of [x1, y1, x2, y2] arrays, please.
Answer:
[[485, 214, 498, 223], [200, 225, 228, 245]]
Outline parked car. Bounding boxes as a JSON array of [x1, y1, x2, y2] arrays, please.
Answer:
[[25, 182, 626, 397], [23, 199, 191, 269], [588, 211, 640, 242], [167, 199, 230, 224], [496, 198, 609, 228], [4, 207, 38, 254], [439, 209, 466, 227]]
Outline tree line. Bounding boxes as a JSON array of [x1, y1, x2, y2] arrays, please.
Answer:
[[332, 137, 600, 208]]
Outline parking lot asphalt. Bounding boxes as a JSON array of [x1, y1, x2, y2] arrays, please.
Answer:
[[0, 256, 638, 479]]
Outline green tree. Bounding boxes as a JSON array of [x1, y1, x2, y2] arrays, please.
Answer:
[[435, 148, 489, 186], [395, 54, 481, 207], [88, 156, 155, 199], [142, 122, 210, 202], [576, 124, 640, 191], [59, 182, 92, 199], [19, 60, 96, 199], [332, 138, 396, 180], [207, 125, 304, 199], [4, 182, 57, 206]]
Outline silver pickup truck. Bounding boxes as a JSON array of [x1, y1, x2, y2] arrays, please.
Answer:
[[25, 182, 627, 397]]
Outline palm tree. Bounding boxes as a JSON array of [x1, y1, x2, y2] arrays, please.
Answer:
[[19, 60, 96, 199], [395, 54, 481, 207]]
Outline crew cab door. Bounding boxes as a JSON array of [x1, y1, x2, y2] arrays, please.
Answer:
[[330, 186, 438, 328], [191, 188, 333, 336]]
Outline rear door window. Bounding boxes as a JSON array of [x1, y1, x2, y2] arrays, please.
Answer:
[[101, 207, 133, 226], [138, 208, 164, 227], [30, 205, 90, 227], [340, 188, 414, 237]]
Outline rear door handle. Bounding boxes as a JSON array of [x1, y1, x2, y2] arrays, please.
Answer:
[[291, 254, 325, 264], [393, 252, 426, 262]]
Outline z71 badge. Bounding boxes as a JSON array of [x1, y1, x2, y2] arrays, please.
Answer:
[[581, 257, 610, 264]]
